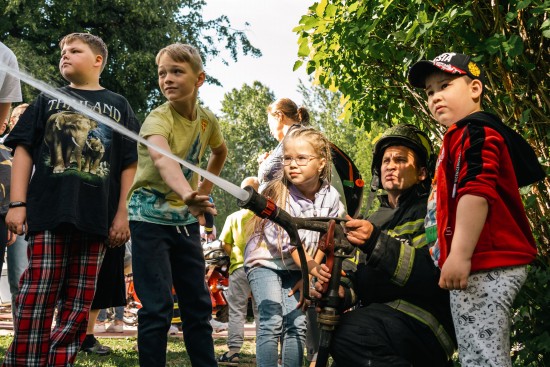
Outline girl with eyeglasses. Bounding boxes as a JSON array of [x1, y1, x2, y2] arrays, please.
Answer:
[[244, 127, 345, 367]]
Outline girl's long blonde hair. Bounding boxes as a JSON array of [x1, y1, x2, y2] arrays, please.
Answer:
[[249, 127, 333, 247]]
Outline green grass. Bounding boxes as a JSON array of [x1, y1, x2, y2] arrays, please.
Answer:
[[0, 336, 259, 367], [0, 335, 322, 366]]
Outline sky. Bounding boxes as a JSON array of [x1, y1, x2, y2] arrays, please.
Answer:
[[200, 0, 312, 114]]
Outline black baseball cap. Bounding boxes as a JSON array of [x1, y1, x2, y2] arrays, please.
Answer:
[[408, 52, 485, 89]]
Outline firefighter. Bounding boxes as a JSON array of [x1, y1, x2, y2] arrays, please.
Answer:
[[313, 124, 456, 367]]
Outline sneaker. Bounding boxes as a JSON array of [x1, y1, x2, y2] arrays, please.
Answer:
[[106, 321, 124, 333], [168, 324, 179, 335], [81, 337, 111, 356], [217, 351, 239, 366], [93, 321, 106, 333], [210, 318, 228, 332]]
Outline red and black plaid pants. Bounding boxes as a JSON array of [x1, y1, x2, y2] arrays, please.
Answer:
[[2, 227, 105, 367]]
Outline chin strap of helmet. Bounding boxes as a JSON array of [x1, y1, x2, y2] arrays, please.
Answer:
[[362, 171, 380, 218]]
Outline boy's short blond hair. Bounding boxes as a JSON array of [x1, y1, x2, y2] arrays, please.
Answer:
[[59, 33, 108, 71], [156, 43, 204, 74]]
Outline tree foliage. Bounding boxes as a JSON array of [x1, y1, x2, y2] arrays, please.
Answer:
[[298, 78, 382, 216], [213, 79, 381, 227], [1, 0, 261, 119], [294, 1, 549, 364], [294, 0, 549, 245], [211, 81, 275, 228]]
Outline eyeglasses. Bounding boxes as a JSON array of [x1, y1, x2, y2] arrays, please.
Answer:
[[282, 155, 319, 166]]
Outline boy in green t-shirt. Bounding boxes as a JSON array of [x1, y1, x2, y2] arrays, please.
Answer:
[[217, 177, 259, 365], [127, 43, 227, 367]]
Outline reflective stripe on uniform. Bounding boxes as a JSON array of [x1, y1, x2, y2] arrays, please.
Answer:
[[386, 299, 455, 359], [387, 218, 424, 238], [391, 244, 415, 286], [412, 232, 427, 248]]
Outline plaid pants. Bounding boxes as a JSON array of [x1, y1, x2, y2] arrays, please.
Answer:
[[2, 228, 105, 367]]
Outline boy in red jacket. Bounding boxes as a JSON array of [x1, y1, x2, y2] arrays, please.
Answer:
[[408, 52, 542, 367]]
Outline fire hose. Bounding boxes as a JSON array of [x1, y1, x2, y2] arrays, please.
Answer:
[[0, 64, 356, 366], [237, 186, 355, 367]]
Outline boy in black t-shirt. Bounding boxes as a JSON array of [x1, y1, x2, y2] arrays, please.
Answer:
[[3, 33, 139, 366]]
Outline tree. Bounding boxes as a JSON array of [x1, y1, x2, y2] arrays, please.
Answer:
[[298, 77, 384, 215], [294, 1, 549, 365], [298, 78, 382, 216], [1, 0, 261, 119], [210, 81, 275, 228], [294, 0, 549, 244]]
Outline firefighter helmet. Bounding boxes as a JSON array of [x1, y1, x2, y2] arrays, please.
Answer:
[[371, 124, 434, 190]]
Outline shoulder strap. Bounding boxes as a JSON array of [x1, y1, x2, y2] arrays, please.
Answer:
[[456, 112, 546, 187], [329, 142, 364, 217]]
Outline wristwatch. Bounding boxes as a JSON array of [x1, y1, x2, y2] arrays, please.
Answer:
[[8, 201, 26, 208]]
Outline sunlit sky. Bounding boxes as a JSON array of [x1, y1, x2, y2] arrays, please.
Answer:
[[200, 0, 312, 114]]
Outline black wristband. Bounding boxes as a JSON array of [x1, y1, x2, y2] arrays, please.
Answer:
[[8, 201, 26, 208]]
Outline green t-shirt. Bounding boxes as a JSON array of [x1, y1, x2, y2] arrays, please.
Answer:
[[220, 209, 255, 274], [127, 102, 224, 225]]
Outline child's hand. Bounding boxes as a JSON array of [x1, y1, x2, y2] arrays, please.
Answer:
[[108, 210, 131, 247], [439, 252, 472, 290], [6, 207, 27, 236], [311, 264, 331, 283], [310, 280, 346, 313], [6, 231, 16, 246], [182, 191, 216, 225], [203, 233, 216, 242], [288, 279, 310, 311]]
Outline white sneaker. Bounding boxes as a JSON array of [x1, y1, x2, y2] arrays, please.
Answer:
[[210, 319, 228, 332], [106, 322, 124, 333], [168, 325, 179, 335], [93, 322, 106, 333]]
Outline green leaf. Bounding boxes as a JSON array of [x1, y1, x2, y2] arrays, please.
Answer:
[[316, 0, 328, 17], [506, 11, 517, 22], [404, 21, 419, 42], [348, 2, 360, 13], [307, 60, 317, 74], [516, 0, 532, 10], [298, 39, 310, 57], [292, 60, 304, 71], [325, 4, 337, 18], [507, 34, 524, 57], [520, 108, 532, 123]]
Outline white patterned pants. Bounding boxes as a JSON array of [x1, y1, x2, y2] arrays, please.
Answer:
[[450, 266, 528, 367]]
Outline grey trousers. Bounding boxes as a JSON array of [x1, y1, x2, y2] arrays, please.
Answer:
[[226, 266, 258, 350]]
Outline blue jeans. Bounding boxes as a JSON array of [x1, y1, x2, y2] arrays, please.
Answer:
[[98, 306, 124, 321], [248, 267, 306, 367], [131, 221, 216, 367], [7, 235, 29, 315]]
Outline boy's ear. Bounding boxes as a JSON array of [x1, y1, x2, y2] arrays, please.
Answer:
[[470, 79, 483, 99], [195, 71, 206, 87], [94, 55, 103, 68]]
